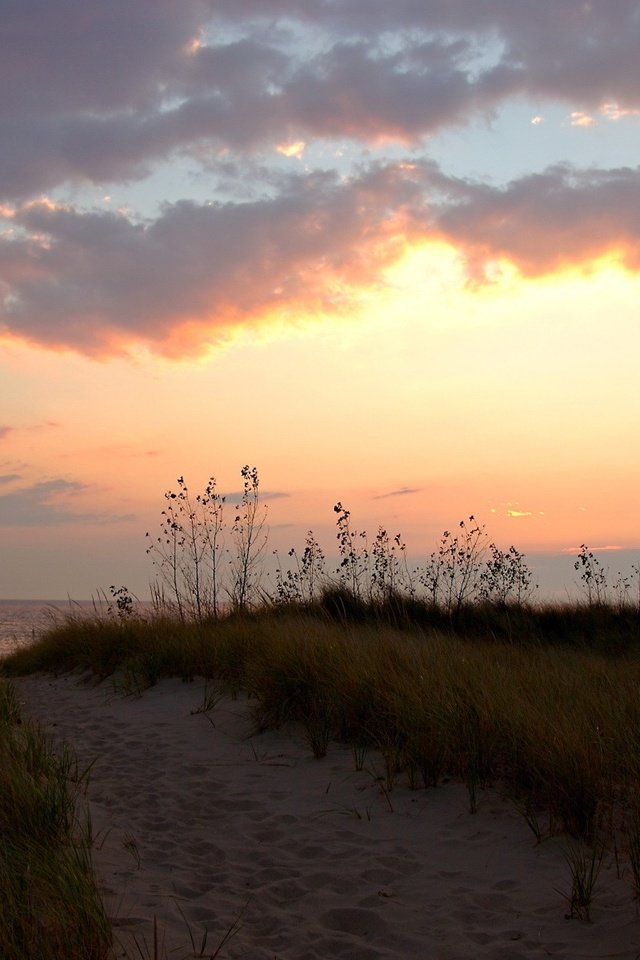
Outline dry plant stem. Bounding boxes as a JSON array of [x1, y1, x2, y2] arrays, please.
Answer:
[[367, 764, 395, 813], [560, 839, 604, 921], [229, 465, 268, 612], [190, 679, 223, 719], [513, 792, 547, 844], [352, 742, 367, 771], [304, 714, 332, 759], [123, 833, 141, 869]]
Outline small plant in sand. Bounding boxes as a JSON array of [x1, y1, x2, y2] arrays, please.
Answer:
[[228, 465, 268, 612], [512, 790, 548, 844], [108, 584, 135, 619], [574, 545, 608, 607], [612, 562, 640, 612], [334, 501, 370, 600], [146, 466, 267, 618], [560, 838, 604, 921], [414, 517, 489, 614], [370, 527, 409, 603], [126, 902, 246, 960], [191, 680, 223, 725], [122, 833, 141, 869], [352, 741, 368, 772], [303, 712, 333, 760], [377, 731, 407, 793], [366, 763, 395, 813], [146, 474, 226, 622], [479, 544, 536, 606], [273, 531, 326, 604]]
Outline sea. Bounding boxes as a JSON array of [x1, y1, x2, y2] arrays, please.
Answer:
[[0, 599, 153, 658], [0, 600, 84, 657]]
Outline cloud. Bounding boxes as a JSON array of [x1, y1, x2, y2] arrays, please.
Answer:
[[2, 2, 639, 201], [277, 141, 306, 159], [0, 164, 430, 355], [492, 501, 543, 519], [221, 489, 291, 504], [561, 544, 624, 554], [431, 163, 640, 279], [0, 427, 13, 440], [0, 478, 134, 527], [1, 159, 639, 357], [602, 102, 640, 121], [2, 3, 639, 357], [373, 487, 421, 500], [0, 473, 22, 485], [570, 111, 595, 127]]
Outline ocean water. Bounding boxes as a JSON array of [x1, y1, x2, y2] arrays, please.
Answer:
[[0, 599, 164, 658], [0, 600, 93, 656], [0, 599, 155, 657]]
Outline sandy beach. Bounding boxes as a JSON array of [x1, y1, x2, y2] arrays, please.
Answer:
[[17, 673, 640, 960]]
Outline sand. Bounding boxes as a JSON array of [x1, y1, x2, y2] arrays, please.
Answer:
[[16, 673, 640, 959]]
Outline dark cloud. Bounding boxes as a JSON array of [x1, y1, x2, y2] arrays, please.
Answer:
[[0, 427, 13, 440], [1, 160, 638, 356], [0, 478, 134, 526], [0, 473, 21, 485], [1, 2, 639, 201], [280, 41, 476, 143], [1, 0, 207, 115]]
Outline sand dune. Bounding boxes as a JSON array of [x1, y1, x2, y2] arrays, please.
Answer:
[[17, 673, 640, 959]]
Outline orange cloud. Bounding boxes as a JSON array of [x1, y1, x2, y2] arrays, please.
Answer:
[[601, 103, 640, 121], [570, 111, 595, 127], [433, 164, 640, 280], [2, 160, 640, 359]]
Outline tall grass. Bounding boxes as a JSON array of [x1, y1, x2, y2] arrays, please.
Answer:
[[0, 679, 112, 960], [4, 601, 640, 847]]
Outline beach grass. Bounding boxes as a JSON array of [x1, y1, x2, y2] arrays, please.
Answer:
[[0, 678, 112, 960], [2, 592, 640, 952], [3, 597, 640, 844]]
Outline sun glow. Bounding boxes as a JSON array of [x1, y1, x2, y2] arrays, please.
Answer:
[[276, 141, 306, 158]]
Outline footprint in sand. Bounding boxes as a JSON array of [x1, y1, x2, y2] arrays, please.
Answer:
[[321, 906, 389, 937]]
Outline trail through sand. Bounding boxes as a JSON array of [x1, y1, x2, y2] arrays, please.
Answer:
[[17, 674, 640, 959]]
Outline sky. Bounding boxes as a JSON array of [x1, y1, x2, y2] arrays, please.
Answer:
[[1, 0, 639, 600]]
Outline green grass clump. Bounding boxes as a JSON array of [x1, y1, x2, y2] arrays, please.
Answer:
[[0, 679, 112, 960]]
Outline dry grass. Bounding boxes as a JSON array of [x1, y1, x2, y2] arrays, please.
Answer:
[[2, 600, 640, 947], [0, 679, 112, 960], [4, 603, 639, 842]]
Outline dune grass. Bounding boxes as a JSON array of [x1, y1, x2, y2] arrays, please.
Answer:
[[0, 679, 112, 960], [2, 592, 640, 949], [4, 598, 640, 844]]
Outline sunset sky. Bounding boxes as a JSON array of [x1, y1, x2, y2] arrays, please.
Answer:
[[1, 1, 639, 599]]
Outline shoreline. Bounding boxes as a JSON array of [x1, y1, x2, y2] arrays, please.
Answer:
[[16, 673, 640, 959]]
